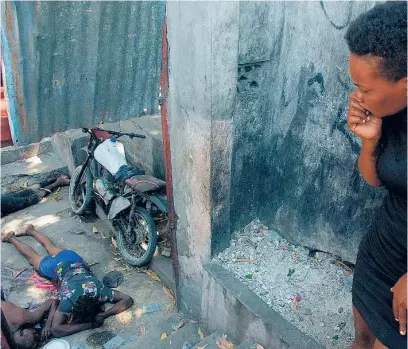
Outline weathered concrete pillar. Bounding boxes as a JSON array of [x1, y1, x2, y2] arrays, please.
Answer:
[[166, 1, 239, 315]]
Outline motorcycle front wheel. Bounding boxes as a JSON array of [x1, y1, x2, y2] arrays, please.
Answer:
[[69, 165, 93, 215], [115, 207, 157, 267]]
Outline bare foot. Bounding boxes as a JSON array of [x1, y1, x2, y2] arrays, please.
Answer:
[[23, 224, 35, 235], [54, 175, 71, 187], [2, 231, 15, 242], [14, 224, 34, 237], [46, 173, 60, 183]]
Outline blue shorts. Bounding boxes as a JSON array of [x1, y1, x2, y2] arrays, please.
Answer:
[[39, 250, 84, 280]]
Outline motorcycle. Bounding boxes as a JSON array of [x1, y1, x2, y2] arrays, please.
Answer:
[[69, 127, 168, 267]]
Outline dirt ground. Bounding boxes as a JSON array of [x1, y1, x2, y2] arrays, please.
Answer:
[[1, 187, 175, 349]]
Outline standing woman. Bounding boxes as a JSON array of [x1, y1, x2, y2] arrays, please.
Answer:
[[345, 2, 407, 349]]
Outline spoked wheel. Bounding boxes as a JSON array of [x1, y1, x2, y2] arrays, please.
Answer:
[[69, 165, 93, 215], [116, 207, 157, 267]]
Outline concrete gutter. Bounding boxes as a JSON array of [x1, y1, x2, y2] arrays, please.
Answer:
[[202, 262, 325, 349]]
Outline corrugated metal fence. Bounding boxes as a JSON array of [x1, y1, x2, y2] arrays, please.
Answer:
[[1, 1, 165, 146]]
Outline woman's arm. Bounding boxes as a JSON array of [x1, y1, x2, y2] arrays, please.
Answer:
[[358, 139, 383, 187], [41, 300, 58, 341], [347, 95, 383, 186], [50, 310, 100, 337], [96, 291, 133, 321]]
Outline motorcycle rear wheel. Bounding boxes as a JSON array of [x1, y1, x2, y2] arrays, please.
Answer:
[[69, 165, 93, 215], [116, 207, 157, 267]]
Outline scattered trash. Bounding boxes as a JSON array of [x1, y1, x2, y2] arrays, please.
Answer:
[[181, 343, 193, 349], [260, 228, 268, 235], [112, 265, 129, 272], [140, 325, 146, 335], [111, 237, 118, 253], [266, 229, 280, 242], [332, 335, 339, 341], [135, 308, 143, 318], [160, 333, 167, 340], [13, 266, 31, 279], [103, 271, 124, 288], [161, 247, 171, 258], [70, 230, 85, 235], [345, 275, 353, 292], [216, 334, 235, 349], [92, 226, 98, 233], [145, 270, 161, 281], [232, 259, 258, 264], [216, 218, 354, 349], [103, 335, 125, 349], [256, 345, 265, 349], [163, 286, 176, 305], [142, 303, 161, 314], [287, 268, 295, 277], [51, 187, 62, 202], [196, 345, 208, 349], [291, 298, 300, 311], [338, 322, 346, 330], [51, 195, 61, 202], [338, 307, 344, 313], [198, 327, 206, 340], [172, 321, 185, 331], [336, 261, 353, 273]]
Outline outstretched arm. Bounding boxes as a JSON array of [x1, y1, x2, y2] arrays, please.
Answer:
[[41, 300, 58, 341], [50, 310, 101, 338], [96, 291, 134, 321]]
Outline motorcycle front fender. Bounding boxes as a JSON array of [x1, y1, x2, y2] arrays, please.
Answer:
[[108, 196, 132, 220]]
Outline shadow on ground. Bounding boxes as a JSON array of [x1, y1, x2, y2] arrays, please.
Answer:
[[1, 188, 174, 349]]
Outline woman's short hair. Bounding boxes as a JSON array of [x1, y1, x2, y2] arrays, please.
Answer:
[[345, 1, 407, 82]]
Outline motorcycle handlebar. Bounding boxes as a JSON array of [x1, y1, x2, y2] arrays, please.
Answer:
[[82, 127, 146, 139]]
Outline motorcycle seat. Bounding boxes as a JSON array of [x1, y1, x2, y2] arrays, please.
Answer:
[[125, 175, 166, 193]]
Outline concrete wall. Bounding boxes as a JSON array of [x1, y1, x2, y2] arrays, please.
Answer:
[[51, 115, 164, 179], [230, 1, 385, 263], [166, 0, 386, 317], [166, 1, 239, 316], [202, 262, 324, 349]]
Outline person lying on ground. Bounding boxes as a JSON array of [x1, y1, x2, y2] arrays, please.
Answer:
[[0, 174, 70, 217], [1, 293, 58, 349], [2, 225, 134, 338]]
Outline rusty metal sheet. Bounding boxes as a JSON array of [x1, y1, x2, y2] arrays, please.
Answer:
[[1, 1, 165, 145]]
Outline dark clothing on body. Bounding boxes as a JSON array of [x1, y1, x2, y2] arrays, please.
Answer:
[[1, 179, 50, 216], [353, 108, 407, 349], [1, 189, 40, 216]]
